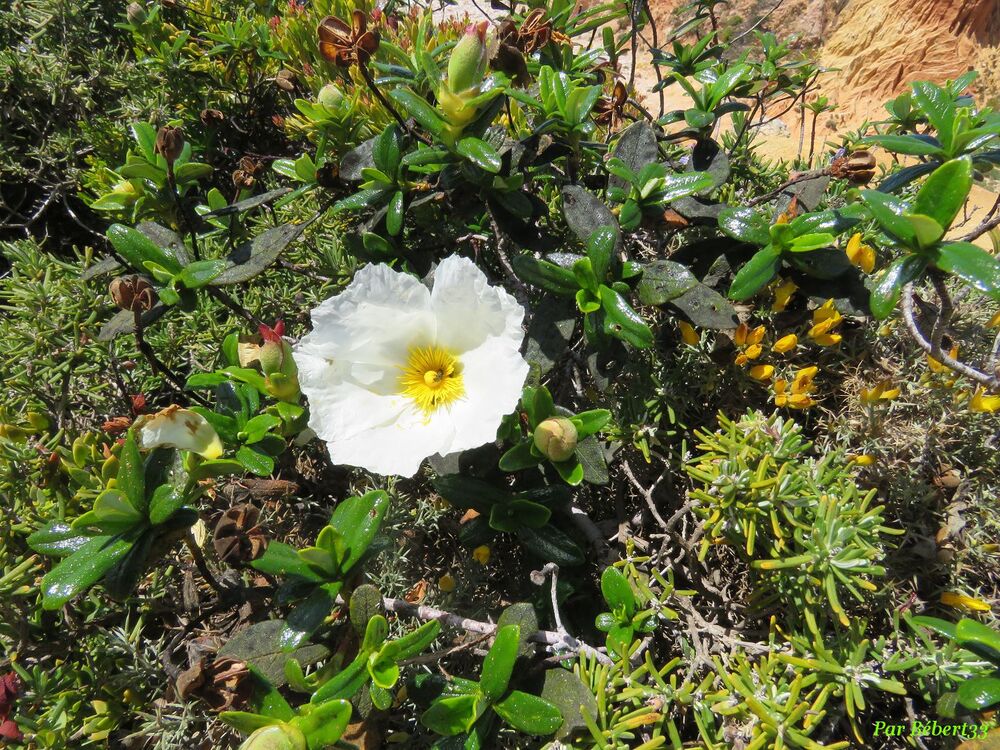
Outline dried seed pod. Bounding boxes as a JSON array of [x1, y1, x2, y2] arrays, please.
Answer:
[[200, 108, 224, 127], [154, 125, 185, 165], [829, 149, 876, 185], [126, 2, 147, 25], [275, 69, 297, 92], [213, 504, 267, 565], [109, 275, 157, 313]]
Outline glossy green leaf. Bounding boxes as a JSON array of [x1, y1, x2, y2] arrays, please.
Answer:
[[328, 490, 389, 574], [41, 531, 140, 609], [27, 522, 92, 557], [421, 694, 482, 736], [456, 137, 502, 173], [718, 206, 770, 246], [599, 286, 653, 348], [117, 431, 145, 513], [869, 254, 927, 320], [107, 223, 183, 275], [859, 190, 916, 246], [729, 245, 781, 300], [957, 677, 1000, 710], [493, 690, 563, 735], [386, 191, 405, 236], [389, 88, 448, 138], [863, 134, 944, 157], [600, 566, 635, 613], [911, 158, 972, 232], [934, 242, 1000, 300], [512, 253, 579, 296], [480, 624, 520, 701], [296, 698, 352, 747]]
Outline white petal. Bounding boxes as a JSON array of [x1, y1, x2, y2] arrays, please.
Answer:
[[431, 255, 525, 355], [295, 263, 436, 368], [135, 406, 223, 459], [326, 406, 455, 477], [441, 337, 529, 454]]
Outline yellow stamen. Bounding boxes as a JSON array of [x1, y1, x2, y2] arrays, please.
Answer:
[[399, 345, 465, 414]]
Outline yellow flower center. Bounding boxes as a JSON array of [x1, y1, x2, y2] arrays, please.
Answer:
[[399, 345, 465, 414]]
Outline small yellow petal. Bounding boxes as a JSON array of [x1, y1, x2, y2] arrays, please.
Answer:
[[940, 591, 992, 612], [438, 574, 456, 592], [678, 321, 700, 346], [927, 345, 960, 373], [749, 364, 774, 381], [748, 325, 766, 345], [472, 545, 491, 565], [845, 233, 876, 273], [734, 322, 749, 347], [734, 352, 749, 366], [989, 311, 1000, 329], [772, 334, 798, 354], [772, 279, 797, 312], [811, 333, 842, 347], [744, 343, 763, 360], [849, 454, 876, 466], [970, 387, 1000, 413]]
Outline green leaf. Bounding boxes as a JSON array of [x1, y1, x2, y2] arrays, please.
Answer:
[[660, 172, 714, 202], [586, 226, 616, 282], [561, 185, 620, 245], [310, 651, 369, 704], [118, 431, 145, 513], [373, 126, 401, 175], [552, 456, 585, 485], [499, 441, 542, 472], [218, 711, 275, 735], [394, 620, 441, 660], [524, 385, 555, 427], [281, 587, 339, 651], [176, 259, 227, 289], [237, 445, 275, 476], [636, 260, 698, 305], [718, 206, 770, 246], [328, 490, 390, 574], [493, 690, 563, 735], [512, 254, 579, 296], [389, 88, 448, 138], [434, 476, 514, 512], [869, 255, 927, 320], [570, 409, 610, 439], [515, 525, 584, 567], [27, 522, 92, 557], [40, 532, 140, 609], [684, 108, 714, 130], [368, 642, 401, 689], [296, 698, 352, 747], [456, 138, 502, 173], [599, 286, 653, 348], [911, 81, 956, 151], [422, 694, 482, 736], [541, 669, 597, 740], [481, 625, 520, 701], [241, 414, 282, 445], [729, 245, 781, 300], [955, 619, 1000, 664], [859, 190, 916, 246], [107, 223, 182, 275], [907, 213, 946, 249], [788, 233, 835, 252], [147, 484, 187, 526], [863, 134, 945, 157], [386, 191, 405, 236], [219, 619, 330, 687], [600, 566, 635, 613], [935, 242, 1000, 300], [252, 542, 325, 582], [957, 677, 1000, 710], [212, 223, 306, 286]]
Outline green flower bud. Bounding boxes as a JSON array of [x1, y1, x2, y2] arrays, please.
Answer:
[[447, 22, 489, 95], [533, 417, 578, 462], [239, 724, 308, 750], [126, 2, 147, 25], [317, 83, 344, 109]]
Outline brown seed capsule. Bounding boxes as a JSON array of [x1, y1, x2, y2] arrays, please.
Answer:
[[315, 161, 340, 188], [829, 149, 877, 185], [154, 125, 185, 165], [200, 108, 224, 127], [109, 275, 157, 313], [213, 504, 267, 565], [126, 2, 147, 25], [275, 69, 297, 92]]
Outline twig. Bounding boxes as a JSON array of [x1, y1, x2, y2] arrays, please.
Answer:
[[621, 459, 669, 529], [746, 169, 826, 207], [901, 282, 997, 387], [185, 533, 228, 597]]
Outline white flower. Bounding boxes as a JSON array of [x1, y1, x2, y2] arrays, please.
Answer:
[[134, 405, 223, 459], [293, 255, 529, 477]]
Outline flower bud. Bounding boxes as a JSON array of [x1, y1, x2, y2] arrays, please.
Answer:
[[317, 83, 344, 109], [447, 22, 489, 95], [275, 69, 297, 92], [533, 417, 578, 462], [239, 724, 308, 750], [127, 2, 147, 25], [258, 322, 300, 402], [135, 405, 224, 459], [155, 125, 185, 165], [110, 275, 157, 313]]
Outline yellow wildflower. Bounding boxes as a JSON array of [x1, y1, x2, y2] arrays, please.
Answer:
[[772, 279, 797, 312], [438, 573, 456, 592], [988, 311, 1000, 328], [472, 545, 491, 565], [774, 366, 818, 409], [940, 591, 992, 612], [970, 387, 1000, 413], [849, 454, 876, 466], [860, 380, 901, 404], [845, 233, 876, 273], [734, 323, 765, 347], [749, 364, 774, 381], [808, 300, 843, 345], [678, 321, 700, 346], [927, 345, 960, 373], [772, 334, 798, 354]]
